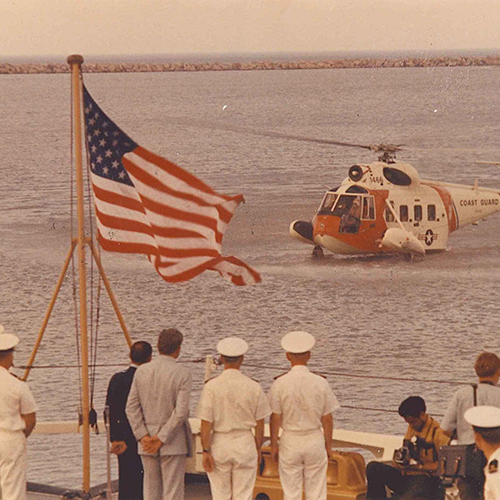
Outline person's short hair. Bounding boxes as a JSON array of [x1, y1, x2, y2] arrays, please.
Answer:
[[398, 396, 426, 418], [475, 352, 500, 378], [158, 329, 183, 355], [221, 354, 243, 364], [0, 348, 13, 361], [474, 426, 500, 445], [130, 341, 152, 364]]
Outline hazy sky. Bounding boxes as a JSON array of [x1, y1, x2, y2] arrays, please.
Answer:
[[2, 0, 500, 57]]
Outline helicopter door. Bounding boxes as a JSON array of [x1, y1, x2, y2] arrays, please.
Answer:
[[417, 203, 439, 248]]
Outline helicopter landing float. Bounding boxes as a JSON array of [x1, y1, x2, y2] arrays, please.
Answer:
[[290, 157, 500, 257]]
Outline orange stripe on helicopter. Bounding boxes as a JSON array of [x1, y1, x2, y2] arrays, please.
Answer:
[[428, 184, 459, 233]]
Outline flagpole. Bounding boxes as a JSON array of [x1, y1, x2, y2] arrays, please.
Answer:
[[67, 53, 91, 494]]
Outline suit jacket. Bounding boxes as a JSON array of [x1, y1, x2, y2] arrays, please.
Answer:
[[126, 355, 193, 457], [105, 366, 137, 444]]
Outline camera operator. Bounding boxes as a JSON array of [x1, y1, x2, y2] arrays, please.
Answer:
[[366, 396, 451, 500]]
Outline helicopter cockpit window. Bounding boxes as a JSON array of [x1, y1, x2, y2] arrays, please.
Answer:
[[319, 193, 338, 213], [362, 196, 375, 220], [414, 205, 422, 222], [346, 186, 369, 194], [336, 195, 362, 234], [385, 201, 395, 222], [383, 167, 412, 186], [400, 205, 409, 222], [428, 204, 436, 221]]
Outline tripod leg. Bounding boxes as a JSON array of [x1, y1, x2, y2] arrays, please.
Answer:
[[22, 240, 77, 381]]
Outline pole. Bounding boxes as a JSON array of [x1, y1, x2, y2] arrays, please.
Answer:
[[67, 53, 91, 494], [87, 239, 133, 347], [22, 240, 77, 381]]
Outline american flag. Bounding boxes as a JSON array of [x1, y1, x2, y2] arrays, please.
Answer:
[[82, 86, 261, 286]]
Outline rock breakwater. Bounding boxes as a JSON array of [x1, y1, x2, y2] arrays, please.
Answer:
[[1, 56, 499, 75]]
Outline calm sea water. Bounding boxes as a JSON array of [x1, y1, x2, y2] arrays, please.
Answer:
[[1, 65, 500, 488]]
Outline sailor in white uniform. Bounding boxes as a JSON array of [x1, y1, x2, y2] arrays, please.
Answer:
[[465, 406, 500, 500], [269, 331, 340, 500], [197, 337, 271, 500], [0, 326, 37, 500]]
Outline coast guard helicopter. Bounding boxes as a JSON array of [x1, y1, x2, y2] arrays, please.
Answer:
[[289, 145, 500, 258]]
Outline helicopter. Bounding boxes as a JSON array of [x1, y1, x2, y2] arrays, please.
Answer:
[[151, 120, 500, 259], [289, 145, 500, 258]]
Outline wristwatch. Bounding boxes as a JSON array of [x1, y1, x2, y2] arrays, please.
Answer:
[[202, 449, 211, 453]]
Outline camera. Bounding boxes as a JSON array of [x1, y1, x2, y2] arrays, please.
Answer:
[[393, 446, 411, 466], [393, 438, 419, 466]]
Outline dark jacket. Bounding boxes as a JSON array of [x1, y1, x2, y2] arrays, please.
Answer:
[[105, 366, 137, 443]]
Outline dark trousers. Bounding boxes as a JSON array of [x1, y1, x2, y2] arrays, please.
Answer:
[[457, 476, 484, 500], [118, 441, 144, 500], [366, 462, 444, 500]]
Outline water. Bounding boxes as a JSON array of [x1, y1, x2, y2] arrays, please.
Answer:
[[1, 65, 500, 488]]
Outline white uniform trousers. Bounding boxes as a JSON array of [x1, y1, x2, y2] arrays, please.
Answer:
[[0, 430, 27, 500], [141, 454, 186, 500], [208, 431, 257, 500], [278, 430, 328, 500]]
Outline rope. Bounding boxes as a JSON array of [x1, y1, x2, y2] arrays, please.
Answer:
[[83, 94, 100, 411], [16, 358, 452, 416], [16, 359, 467, 387], [81, 80, 103, 435], [243, 363, 471, 387], [16, 358, 206, 369]]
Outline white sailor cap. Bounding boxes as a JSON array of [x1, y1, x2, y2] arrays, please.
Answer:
[[0, 325, 20, 351], [217, 337, 249, 357], [281, 331, 315, 354], [464, 406, 500, 429]]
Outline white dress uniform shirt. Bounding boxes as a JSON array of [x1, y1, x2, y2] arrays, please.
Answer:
[[269, 365, 340, 431], [0, 366, 37, 500], [197, 369, 271, 500], [269, 365, 340, 500], [0, 367, 37, 432], [485, 447, 500, 500], [197, 369, 270, 432]]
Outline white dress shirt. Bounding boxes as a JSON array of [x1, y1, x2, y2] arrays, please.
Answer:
[[269, 365, 340, 432], [197, 368, 270, 432], [0, 366, 37, 432], [441, 383, 500, 444]]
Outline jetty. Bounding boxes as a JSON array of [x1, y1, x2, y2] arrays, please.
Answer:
[[1, 55, 500, 75]]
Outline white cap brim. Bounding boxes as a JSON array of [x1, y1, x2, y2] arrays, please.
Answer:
[[281, 331, 315, 353], [464, 405, 500, 429], [0, 333, 19, 351], [217, 337, 249, 357]]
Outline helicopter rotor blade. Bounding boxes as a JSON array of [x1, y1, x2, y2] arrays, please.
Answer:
[[167, 116, 403, 154], [233, 128, 373, 150]]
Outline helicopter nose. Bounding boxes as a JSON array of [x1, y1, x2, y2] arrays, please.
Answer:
[[290, 220, 315, 244]]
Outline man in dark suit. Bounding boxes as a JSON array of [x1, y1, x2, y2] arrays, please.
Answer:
[[106, 341, 153, 500]]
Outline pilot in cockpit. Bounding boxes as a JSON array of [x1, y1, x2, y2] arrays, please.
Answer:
[[339, 197, 362, 233], [349, 198, 361, 219]]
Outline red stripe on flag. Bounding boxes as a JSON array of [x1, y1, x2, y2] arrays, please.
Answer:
[[84, 87, 261, 286], [134, 147, 234, 201]]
